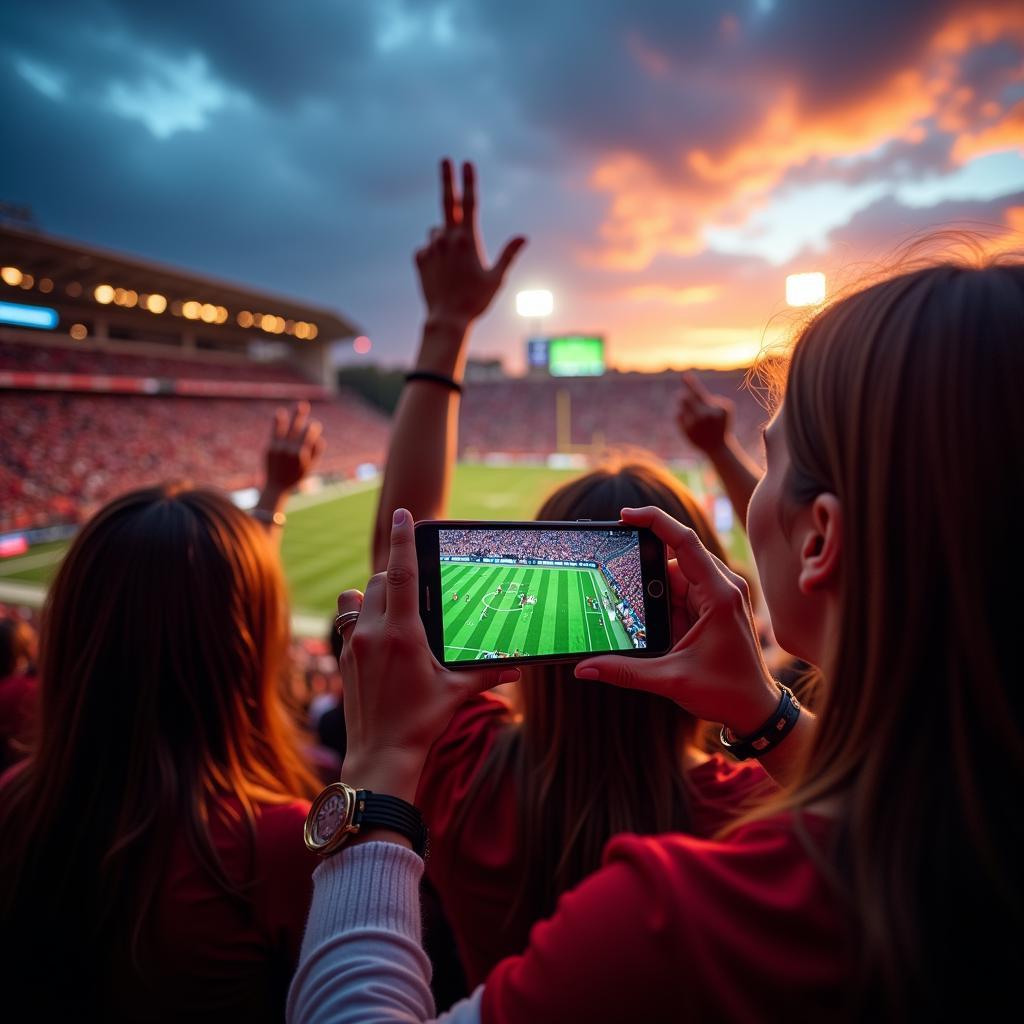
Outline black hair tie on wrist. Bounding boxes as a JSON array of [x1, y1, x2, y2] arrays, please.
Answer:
[[719, 684, 801, 761], [405, 370, 463, 394]]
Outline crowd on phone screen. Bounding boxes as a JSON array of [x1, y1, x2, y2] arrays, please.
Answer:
[[0, 172, 1021, 1021]]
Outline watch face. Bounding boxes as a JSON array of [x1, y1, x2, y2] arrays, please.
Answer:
[[313, 791, 349, 847]]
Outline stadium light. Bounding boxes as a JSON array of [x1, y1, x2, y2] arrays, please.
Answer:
[[146, 293, 167, 314], [786, 272, 826, 307], [94, 284, 114, 304], [516, 289, 554, 319]]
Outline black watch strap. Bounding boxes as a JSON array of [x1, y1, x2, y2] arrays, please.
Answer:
[[354, 790, 430, 859], [719, 684, 801, 761]]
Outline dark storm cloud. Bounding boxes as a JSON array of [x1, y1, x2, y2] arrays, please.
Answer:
[[462, 0, 975, 171], [1, 0, 1021, 367]]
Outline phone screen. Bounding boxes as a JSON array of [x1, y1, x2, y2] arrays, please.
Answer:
[[438, 525, 650, 663]]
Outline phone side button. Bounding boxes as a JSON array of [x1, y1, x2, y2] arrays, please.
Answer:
[[647, 580, 664, 599]]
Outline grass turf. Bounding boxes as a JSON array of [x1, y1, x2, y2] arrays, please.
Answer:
[[0, 464, 751, 629], [440, 562, 633, 662]]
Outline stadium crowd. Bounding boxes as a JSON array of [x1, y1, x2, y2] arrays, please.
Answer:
[[0, 154, 1019, 1024], [602, 548, 645, 638], [0, 339, 314, 385], [457, 370, 766, 461], [0, 391, 389, 532], [440, 527, 638, 567]]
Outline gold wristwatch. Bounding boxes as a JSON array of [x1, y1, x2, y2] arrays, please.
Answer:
[[304, 782, 429, 858]]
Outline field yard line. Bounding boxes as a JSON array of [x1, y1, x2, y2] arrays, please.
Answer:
[[291, 611, 331, 637], [0, 579, 47, 606], [286, 478, 380, 513], [579, 572, 595, 653], [0, 549, 66, 576]]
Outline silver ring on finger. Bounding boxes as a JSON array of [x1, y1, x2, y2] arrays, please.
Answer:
[[333, 610, 360, 637]]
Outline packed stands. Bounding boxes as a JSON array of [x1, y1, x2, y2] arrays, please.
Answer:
[[457, 369, 768, 461], [0, 340, 314, 386], [0, 391, 390, 533], [440, 527, 639, 566]]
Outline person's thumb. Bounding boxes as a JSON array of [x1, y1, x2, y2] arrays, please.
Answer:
[[491, 236, 527, 281]]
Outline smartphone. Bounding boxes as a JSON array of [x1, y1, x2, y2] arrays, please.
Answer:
[[415, 519, 671, 668]]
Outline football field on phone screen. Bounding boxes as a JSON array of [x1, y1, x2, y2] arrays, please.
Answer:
[[440, 561, 635, 662]]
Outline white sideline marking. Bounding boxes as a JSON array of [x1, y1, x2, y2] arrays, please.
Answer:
[[0, 580, 47, 606], [285, 478, 380, 512], [581, 574, 595, 652]]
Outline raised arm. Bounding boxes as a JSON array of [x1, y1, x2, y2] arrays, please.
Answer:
[[371, 159, 526, 571], [676, 372, 763, 530], [254, 401, 324, 546]]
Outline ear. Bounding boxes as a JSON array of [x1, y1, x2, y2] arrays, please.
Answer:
[[796, 493, 841, 595]]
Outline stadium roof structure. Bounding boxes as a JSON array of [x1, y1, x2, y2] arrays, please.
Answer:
[[0, 222, 360, 343]]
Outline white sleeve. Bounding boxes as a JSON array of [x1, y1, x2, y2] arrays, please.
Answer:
[[286, 841, 483, 1024]]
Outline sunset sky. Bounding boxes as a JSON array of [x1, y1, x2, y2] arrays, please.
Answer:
[[3, 1, 1022, 372]]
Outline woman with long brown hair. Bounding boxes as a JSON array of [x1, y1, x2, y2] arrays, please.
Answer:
[[370, 159, 772, 988], [0, 484, 321, 1020], [414, 458, 772, 987], [290, 254, 1024, 1022]]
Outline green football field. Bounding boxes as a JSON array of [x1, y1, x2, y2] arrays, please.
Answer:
[[0, 464, 751, 634], [440, 562, 633, 663]]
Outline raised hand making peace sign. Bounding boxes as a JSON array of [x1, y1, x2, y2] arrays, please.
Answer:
[[415, 158, 526, 331]]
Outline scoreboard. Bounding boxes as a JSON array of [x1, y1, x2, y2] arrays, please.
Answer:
[[527, 335, 605, 377]]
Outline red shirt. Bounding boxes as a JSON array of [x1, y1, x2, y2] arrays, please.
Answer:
[[0, 673, 36, 767], [417, 693, 776, 987], [0, 770, 316, 1022], [110, 795, 318, 1021], [483, 812, 848, 1023]]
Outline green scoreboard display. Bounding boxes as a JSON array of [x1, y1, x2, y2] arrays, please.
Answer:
[[528, 335, 605, 377]]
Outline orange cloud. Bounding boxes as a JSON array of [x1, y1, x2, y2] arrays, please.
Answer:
[[622, 283, 722, 305], [952, 99, 1024, 162], [585, 5, 1024, 271]]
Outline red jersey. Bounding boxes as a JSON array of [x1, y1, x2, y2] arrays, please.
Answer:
[[483, 811, 847, 1023], [0, 673, 36, 767], [112, 795, 317, 1020], [0, 772, 316, 1022], [417, 693, 777, 988]]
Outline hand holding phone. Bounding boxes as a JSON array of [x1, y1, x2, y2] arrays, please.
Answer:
[[573, 506, 782, 738], [415, 519, 672, 668], [336, 509, 521, 803]]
